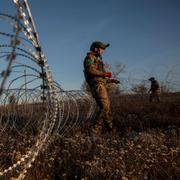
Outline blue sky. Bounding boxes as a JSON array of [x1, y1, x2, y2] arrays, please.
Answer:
[[1, 0, 180, 90]]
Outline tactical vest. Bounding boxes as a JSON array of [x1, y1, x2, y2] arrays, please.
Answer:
[[151, 80, 160, 91], [84, 52, 106, 85]]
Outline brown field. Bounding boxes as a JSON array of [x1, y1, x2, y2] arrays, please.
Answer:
[[0, 92, 180, 179]]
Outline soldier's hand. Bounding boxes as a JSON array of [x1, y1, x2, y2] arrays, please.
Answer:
[[103, 71, 112, 78]]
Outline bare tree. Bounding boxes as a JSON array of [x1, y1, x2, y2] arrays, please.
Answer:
[[131, 81, 148, 95], [160, 82, 170, 94], [106, 63, 125, 95]]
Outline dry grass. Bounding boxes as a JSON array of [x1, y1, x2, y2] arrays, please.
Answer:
[[0, 92, 180, 179]]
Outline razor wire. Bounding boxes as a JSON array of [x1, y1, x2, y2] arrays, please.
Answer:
[[0, 0, 95, 179], [0, 1, 57, 179]]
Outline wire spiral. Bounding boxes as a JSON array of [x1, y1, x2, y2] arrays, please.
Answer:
[[0, 0, 96, 179]]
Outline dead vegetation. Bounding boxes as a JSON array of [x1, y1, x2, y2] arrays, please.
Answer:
[[0, 92, 180, 179]]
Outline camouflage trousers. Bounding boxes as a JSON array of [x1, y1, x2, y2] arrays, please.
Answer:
[[90, 82, 112, 134], [149, 90, 160, 102]]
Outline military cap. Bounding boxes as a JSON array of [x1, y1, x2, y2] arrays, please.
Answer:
[[149, 77, 155, 81], [90, 41, 110, 51]]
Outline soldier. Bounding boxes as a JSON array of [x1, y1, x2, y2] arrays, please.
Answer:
[[148, 77, 161, 102], [83, 41, 120, 134], [8, 92, 17, 112], [9, 92, 16, 104]]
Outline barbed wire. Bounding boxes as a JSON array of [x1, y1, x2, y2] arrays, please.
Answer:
[[0, 0, 59, 178], [0, 1, 97, 179]]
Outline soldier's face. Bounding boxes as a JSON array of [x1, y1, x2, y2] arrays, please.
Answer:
[[98, 48, 105, 55], [94, 47, 105, 56], [97, 48, 104, 56]]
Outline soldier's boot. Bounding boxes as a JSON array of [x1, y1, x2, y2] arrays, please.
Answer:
[[104, 111, 113, 131], [157, 96, 160, 102], [108, 121, 113, 129]]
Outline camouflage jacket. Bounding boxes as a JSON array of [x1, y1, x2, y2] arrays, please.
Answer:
[[150, 80, 160, 92], [83, 52, 106, 86]]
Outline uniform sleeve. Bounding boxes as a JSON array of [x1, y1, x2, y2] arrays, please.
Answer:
[[85, 58, 104, 77]]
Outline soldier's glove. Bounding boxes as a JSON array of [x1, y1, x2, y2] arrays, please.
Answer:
[[111, 79, 120, 84], [103, 71, 112, 78]]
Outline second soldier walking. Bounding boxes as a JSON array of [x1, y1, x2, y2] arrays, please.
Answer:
[[148, 77, 161, 102]]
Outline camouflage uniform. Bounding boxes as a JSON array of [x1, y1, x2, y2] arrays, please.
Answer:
[[84, 52, 112, 133], [149, 78, 160, 102], [8, 93, 16, 112]]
